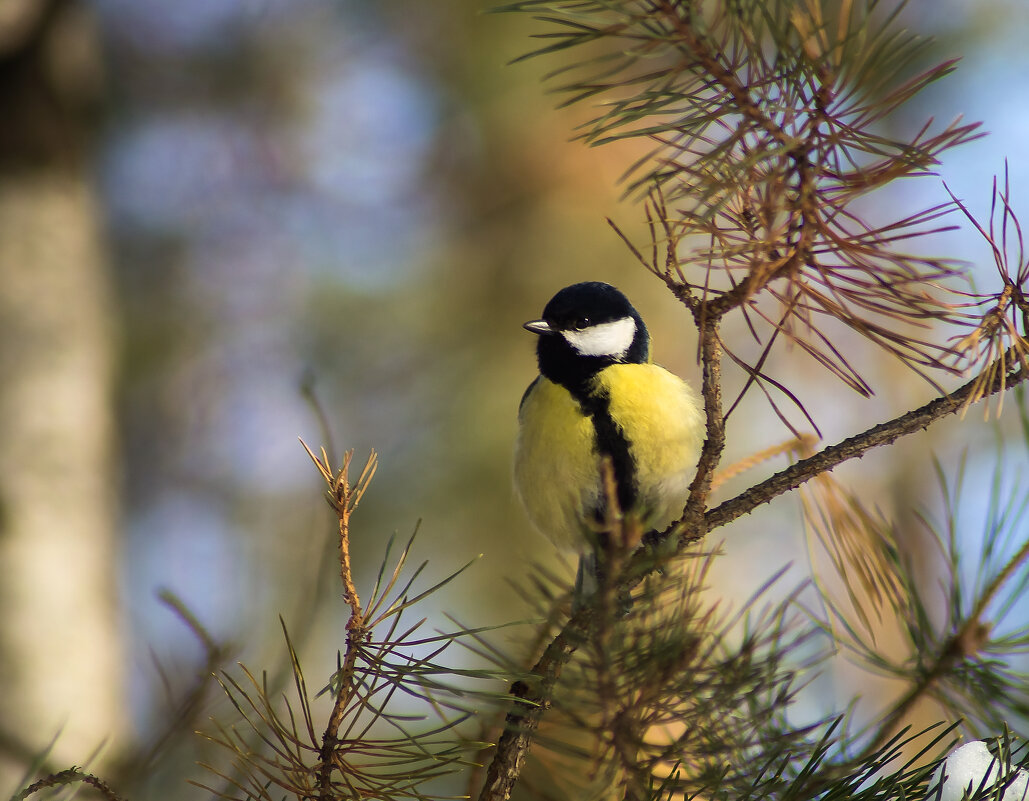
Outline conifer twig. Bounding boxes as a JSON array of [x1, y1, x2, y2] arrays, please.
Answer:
[[123, 591, 228, 780], [13, 768, 127, 801], [478, 352, 1028, 801], [299, 442, 378, 800], [484, 3, 1026, 797], [477, 608, 590, 801], [700, 354, 1029, 536], [859, 534, 1029, 760], [678, 318, 725, 535]]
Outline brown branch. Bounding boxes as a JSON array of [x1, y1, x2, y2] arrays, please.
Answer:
[[300, 444, 378, 800], [655, 6, 789, 317], [701, 357, 1029, 537], [13, 768, 127, 801], [476, 609, 591, 801], [478, 311, 723, 801], [478, 290, 710, 801], [485, 6, 1016, 799], [679, 317, 725, 535], [651, 0, 830, 320]]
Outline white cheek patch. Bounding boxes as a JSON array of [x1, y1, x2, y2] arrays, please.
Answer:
[[561, 316, 636, 357]]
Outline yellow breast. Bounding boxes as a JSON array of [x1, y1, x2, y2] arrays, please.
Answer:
[[514, 377, 599, 551], [594, 363, 704, 531], [514, 364, 703, 552]]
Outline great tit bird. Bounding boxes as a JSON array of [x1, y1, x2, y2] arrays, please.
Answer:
[[514, 282, 704, 585]]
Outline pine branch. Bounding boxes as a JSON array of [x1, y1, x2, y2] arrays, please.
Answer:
[[203, 448, 500, 801], [858, 525, 1029, 761], [701, 353, 1029, 536], [476, 351, 1029, 801], [516, 0, 981, 392], [480, 3, 1028, 797], [300, 445, 378, 798], [680, 316, 725, 533], [13, 768, 127, 801], [477, 613, 587, 801]]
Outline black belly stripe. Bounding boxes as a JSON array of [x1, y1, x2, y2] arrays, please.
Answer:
[[576, 386, 638, 523]]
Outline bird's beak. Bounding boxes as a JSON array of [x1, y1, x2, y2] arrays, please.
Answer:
[[523, 319, 553, 335]]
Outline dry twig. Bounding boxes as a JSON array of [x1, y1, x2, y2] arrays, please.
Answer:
[[299, 443, 378, 799]]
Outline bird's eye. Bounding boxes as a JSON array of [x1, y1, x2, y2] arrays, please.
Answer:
[[572, 317, 590, 330]]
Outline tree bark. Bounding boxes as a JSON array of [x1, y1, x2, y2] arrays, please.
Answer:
[[0, 0, 126, 786]]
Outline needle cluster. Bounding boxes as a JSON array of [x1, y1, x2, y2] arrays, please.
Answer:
[[504, 0, 988, 406]]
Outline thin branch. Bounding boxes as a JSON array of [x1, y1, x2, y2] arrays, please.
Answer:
[[118, 591, 229, 780], [967, 533, 1029, 627], [476, 610, 590, 801], [678, 316, 726, 535], [859, 533, 1029, 760], [701, 354, 1029, 536], [13, 768, 128, 801], [485, 4, 1021, 798], [299, 444, 379, 800]]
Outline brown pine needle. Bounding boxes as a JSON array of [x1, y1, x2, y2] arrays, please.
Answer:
[[711, 434, 819, 491]]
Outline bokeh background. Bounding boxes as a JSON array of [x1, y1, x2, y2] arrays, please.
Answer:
[[1, 0, 1028, 797]]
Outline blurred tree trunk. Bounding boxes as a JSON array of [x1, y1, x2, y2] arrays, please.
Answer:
[[0, 0, 126, 786]]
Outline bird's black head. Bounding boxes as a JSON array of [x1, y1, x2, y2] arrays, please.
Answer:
[[524, 282, 650, 396]]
